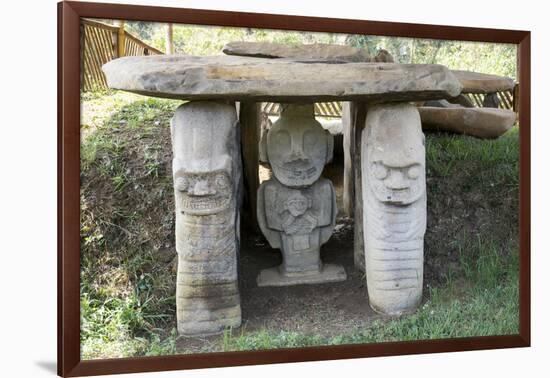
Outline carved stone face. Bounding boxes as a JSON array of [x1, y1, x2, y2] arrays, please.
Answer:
[[267, 104, 332, 187], [284, 192, 311, 217], [173, 161, 232, 215], [171, 102, 237, 215], [366, 104, 425, 205]]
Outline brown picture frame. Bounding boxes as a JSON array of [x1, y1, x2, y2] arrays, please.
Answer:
[[58, 1, 531, 376]]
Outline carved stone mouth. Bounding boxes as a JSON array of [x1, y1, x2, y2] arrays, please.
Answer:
[[383, 188, 412, 203], [273, 163, 317, 178], [180, 195, 231, 215]]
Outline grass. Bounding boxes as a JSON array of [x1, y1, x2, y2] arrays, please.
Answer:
[[80, 91, 519, 359]]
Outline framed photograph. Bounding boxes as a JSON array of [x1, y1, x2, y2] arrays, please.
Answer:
[[58, 1, 530, 376]]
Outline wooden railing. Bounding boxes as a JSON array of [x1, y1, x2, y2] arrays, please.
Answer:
[[262, 86, 518, 119], [262, 102, 343, 118], [463, 87, 517, 111], [81, 19, 163, 92]]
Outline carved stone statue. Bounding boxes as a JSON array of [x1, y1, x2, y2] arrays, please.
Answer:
[[171, 101, 242, 335], [265, 104, 333, 188], [257, 104, 346, 286], [361, 103, 427, 315]]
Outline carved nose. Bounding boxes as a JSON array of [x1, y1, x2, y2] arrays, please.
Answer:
[[189, 180, 213, 196], [385, 171, 409, 190], [289, 150, 303, 159]]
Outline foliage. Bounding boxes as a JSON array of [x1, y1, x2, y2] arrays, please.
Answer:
[[346, 34, 516, 78]]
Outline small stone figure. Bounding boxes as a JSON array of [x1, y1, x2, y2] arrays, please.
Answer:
[[257, 104, 346, 286], [361, 103, 427, 315], [171, 101, 242, 335]]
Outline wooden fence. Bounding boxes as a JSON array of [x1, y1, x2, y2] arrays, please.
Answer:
[[463, 88, 517, 111], [262, 102, 343, 118], [81, 19, 163, 92]]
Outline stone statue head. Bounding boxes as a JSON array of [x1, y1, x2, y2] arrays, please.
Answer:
[[171, 102, 238, 215], [365, 104, 425, 205], [267, 104, 333, 187]]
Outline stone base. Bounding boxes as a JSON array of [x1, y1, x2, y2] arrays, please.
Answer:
[[257, 263, 347, 287]]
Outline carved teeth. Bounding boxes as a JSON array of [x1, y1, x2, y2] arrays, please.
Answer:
[[180, 195, 230, 214]]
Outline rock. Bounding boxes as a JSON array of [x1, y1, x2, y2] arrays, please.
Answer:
[[374, 49, 395, 63], [361, 103, 426, 315], [102, 55, 462, 102], [422, 99, 462, 108], [448, 94, 475, 108], [171, 101, 242, 336], [256, 104, 345, 287], [418, 107, 516, 138], [451, 70, 515, 94], [483, 92, 501, 108], [222, 41, 394, 63]]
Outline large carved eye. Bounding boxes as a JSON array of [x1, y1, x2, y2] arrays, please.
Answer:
[[407, 165, 421, 179], [215, 174, 229, 190], [175, 176, 188, 192], [272, 131, 290, 151], [372, 163, 388, 180]]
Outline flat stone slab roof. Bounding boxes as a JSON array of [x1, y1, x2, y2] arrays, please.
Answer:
[[102, 55, 462, 102]]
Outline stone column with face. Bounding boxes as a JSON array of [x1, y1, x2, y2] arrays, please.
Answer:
[[256, 104, 346, 287], [361, 103, 427, 315], [171, 101, 241, 336]]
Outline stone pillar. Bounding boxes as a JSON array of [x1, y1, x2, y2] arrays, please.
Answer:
[[171, 101, 242, 335], [238, 102, 261, 231], [256, 104, 346, 286], [361, 103, 426, 315], [342, 102, 353, 217], [351, 102, 368, 273]]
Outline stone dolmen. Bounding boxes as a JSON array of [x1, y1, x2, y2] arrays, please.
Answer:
[[103, 49, 467, 334]]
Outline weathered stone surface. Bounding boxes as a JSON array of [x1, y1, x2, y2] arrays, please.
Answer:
[[449, 94, 475, 108], [238, 102, 261, 229], [361, 103, 426, 315], [266, 104, 333, 187], [422, 99, 462, 108], [451, 70, 514, 94], [102, 55, 462, 102], [258, 112, 272, 164], [257, 104, 345, 286], [171, 101, 242, 335], [418, 107, 516, 138], [483, 92, 500, 108], [342, 102, 353, 217], [257, 178, 343, 286], [257, 262, 346, 287], [222, 41, 394, 63]]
